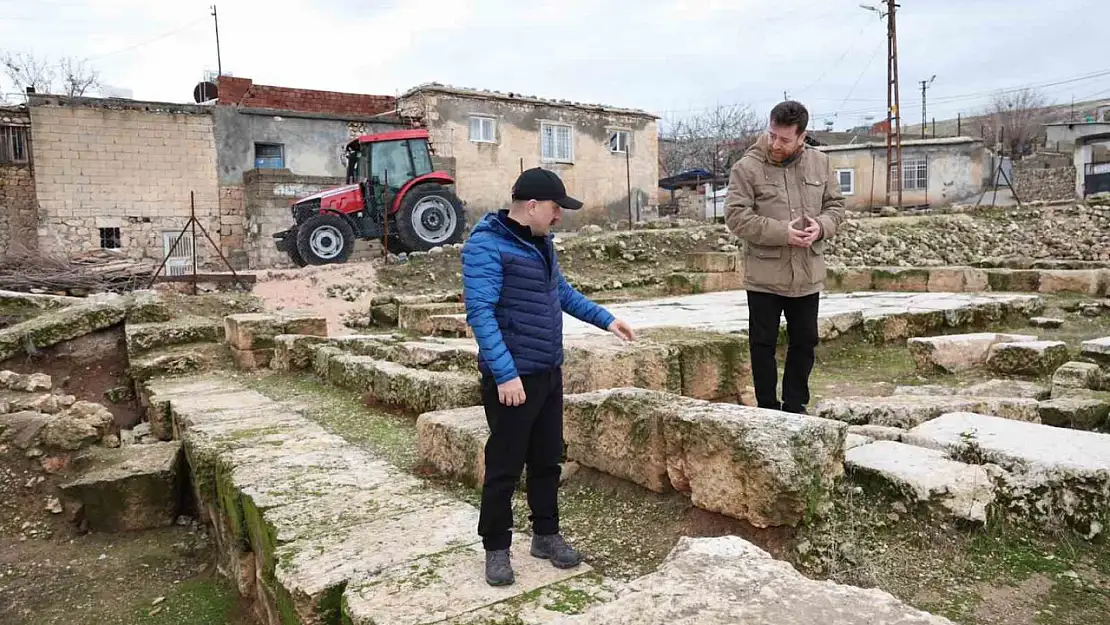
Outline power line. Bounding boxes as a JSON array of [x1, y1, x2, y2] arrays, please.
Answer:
[[86, 17, 207, 60], [793, 15, 873, 96]]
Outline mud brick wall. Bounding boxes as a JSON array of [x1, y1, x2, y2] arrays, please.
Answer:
[[28, 96, 221, 265], [0, 108, 37, 256]]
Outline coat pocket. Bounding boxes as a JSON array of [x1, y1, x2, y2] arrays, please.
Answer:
[[802, 177, 825, 210], [744, 244, 786, 289]]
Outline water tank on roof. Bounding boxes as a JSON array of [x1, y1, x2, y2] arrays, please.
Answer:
[[193, 81, 219, 103]]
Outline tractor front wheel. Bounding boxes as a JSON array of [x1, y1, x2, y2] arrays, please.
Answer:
[[295, 213, 355, 265], [394, 184, 466, 253]]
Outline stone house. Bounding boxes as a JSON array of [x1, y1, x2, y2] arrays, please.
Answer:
[[817, 137, 986, 211], [1044, 120, 1110, 197], [398, 84, 659, 229], [0, 105, 36, 256]]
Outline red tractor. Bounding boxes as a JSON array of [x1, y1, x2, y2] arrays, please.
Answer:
[[274, 129, 466, 266]]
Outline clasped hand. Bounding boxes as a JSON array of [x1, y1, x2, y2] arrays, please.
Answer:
[[788, 216, 821, 248]]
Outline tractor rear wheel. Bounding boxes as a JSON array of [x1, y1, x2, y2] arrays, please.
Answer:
[[394, 184, 466, 253], [296, 213, 355, 265]]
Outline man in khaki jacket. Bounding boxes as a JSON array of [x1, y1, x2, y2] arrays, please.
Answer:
[[725, 101, 845, 414]]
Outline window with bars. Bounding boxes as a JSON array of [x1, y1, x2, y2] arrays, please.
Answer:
[[0, 125, 29, 164], [541, 122, 573, 163], [469, 116, 496, 143], [99, 227, 121, 249], [608, 130, 630, 154], [835, 168, 855, 195], [254, 143, 285, 169], [890, 158, 928, 191]]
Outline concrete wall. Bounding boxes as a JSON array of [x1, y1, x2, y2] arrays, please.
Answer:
[[1, 108, 37, 257], [1074, 136, 1110, 197], [1046, 122, 1110, 153], [401, 91, 659, 230], [242, 169, 376, 268], [214, 108, 400, 185], [820, 140, 985, 210], [28, 97, 221, 264]]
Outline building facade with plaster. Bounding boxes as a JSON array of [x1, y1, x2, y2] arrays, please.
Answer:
[[399, 84, 659, 229], [817, 137, 986, 211]]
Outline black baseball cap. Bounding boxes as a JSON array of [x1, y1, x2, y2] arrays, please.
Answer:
[[511, 167, 583, 210]]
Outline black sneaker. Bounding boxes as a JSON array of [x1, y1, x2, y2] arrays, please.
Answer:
[[782, 404, 808, 415], [530, 533, 582, 569], [485, 548, 514, 586]]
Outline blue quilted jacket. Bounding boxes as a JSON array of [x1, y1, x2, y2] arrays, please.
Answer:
[[461, 212, 615, 384]]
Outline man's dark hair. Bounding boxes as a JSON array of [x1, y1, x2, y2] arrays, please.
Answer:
[[770, 101, 809, 136]]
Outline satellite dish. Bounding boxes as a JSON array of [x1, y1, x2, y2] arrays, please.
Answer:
[[193, 81, 219, 103]]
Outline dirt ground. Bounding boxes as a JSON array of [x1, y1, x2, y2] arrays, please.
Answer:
[[247, 262, 380, 337]]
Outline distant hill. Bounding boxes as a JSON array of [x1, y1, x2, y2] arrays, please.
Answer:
[[903, 98, 1110, 146]]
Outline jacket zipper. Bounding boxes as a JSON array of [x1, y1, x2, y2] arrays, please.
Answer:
[[490, 217, 555, 279]]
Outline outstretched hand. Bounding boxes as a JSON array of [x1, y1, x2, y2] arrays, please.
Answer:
[[608, 318, 636, 342]]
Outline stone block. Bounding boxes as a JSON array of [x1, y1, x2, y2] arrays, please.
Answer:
[[563, 336, 680, 396], [0, 370, 52, 392], [279, 312, 329, 337], [58, 441, 182, 532], [1053, 361, 1104, 391], [641, 328, 750, 402], [549, 536, 953, 624], [686, 252, 740, 273], [1030, 316, 1064, 329], [1038, 397, 1110, 430], [391, 340, 478, 372], [125, 317, 224, 357], [663, 399, 847, 527], [862, 310, 948, 344], [907, 332, 1038, 373], [428, 314, 472, 338], [0, 296, 129, 361], [872, 268, 930, 292], [987, 269, 1041, 292], [129, 348, 211, 382], [837, 268, 875, 291], [905, 412, 1110, 534], [1081, 336, 1110, 366], [965, 379, 1051, 400], [816, 395, 1041, 429], [224, 313, 284, 350], [848, 424, 907, 442], [1037, 270, 1103, 296], [327, 354, 481, 413], [563, 388, 687, 493], [926, 267, 988, 293], [271, 335, 331, 372], [664, 272, 746, 295], [397, 302, 467, 334], [846, 440, 995, 522], [231, 347, 274, 371], [986, 340, 1070, 376], [416, 406, 488, 487]]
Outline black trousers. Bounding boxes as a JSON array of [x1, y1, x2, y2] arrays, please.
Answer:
[[746, 290, 820, 412], [477, 367, 563, 551]]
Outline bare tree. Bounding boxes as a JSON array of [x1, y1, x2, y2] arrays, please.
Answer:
[[1, 50, 100, 100], [982, 88, 1050, 157], [660, 104, 763, 179]]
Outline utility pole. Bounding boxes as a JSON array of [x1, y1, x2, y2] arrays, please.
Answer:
[[919, 75, 935, 139], [211, 5, 223, 77], [861, 2, 902, 209]]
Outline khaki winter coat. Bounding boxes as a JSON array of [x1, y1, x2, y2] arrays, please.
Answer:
[[725, 134, 846, 297]]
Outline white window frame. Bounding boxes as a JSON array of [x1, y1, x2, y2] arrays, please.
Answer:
[[890, 158, 928, 191], [468, 116, 497, 143], [162, 231, 195, 277], [0, 125, 29, 164], [608, 129, 630, 154], [540, 122, 574, 163], [835, 168, 855, 195]]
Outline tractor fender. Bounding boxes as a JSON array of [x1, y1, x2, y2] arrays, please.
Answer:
[[389, 172, 456, 214], [316, 208, 361, 234]]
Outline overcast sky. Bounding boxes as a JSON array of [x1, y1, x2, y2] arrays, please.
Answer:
[[2, 0, 1108, 131]]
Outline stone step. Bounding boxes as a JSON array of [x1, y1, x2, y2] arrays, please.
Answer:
[[397, 302, 467, 334], [322, 352, 481, 414], [907, 332, 1037, 373], [846, 440, 995, 523], [664, 271, 746, 295], [58, 441, 183, 532], [1053, 361, 1105, 392], [144, 375, 591, 625], [428, 314, 473, 338], [128, 343, 228, 383], [903, 412, 1110, 535], [815, 394, 1041, 429], [1081, 336, 1110, 366], [343, 540, 592, 625], [418, 388, 847, 529], [1038, 396, 1110, 431], [986, 340, 1070, 376], [0, 292, 170, 361], [125, 317, 223, 357], [894, 379, 1050, 400], [224, 312, 328, 371], [548, 536, 952, 624], [685, 251, 741, 273], [828, 266, 1110, 297]]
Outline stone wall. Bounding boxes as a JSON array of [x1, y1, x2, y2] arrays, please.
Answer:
[[241, 169, 376, 268], [1014, 162, 1076, 202], [28, 96, 221, 265], [0, 107, 37, 256], [400, 88, 659, 230]]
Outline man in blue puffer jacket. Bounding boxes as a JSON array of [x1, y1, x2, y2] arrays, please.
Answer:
[[462, 167, 635, 587]]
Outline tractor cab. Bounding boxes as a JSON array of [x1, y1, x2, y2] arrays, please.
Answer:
[[274, 128, 466, 266]]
